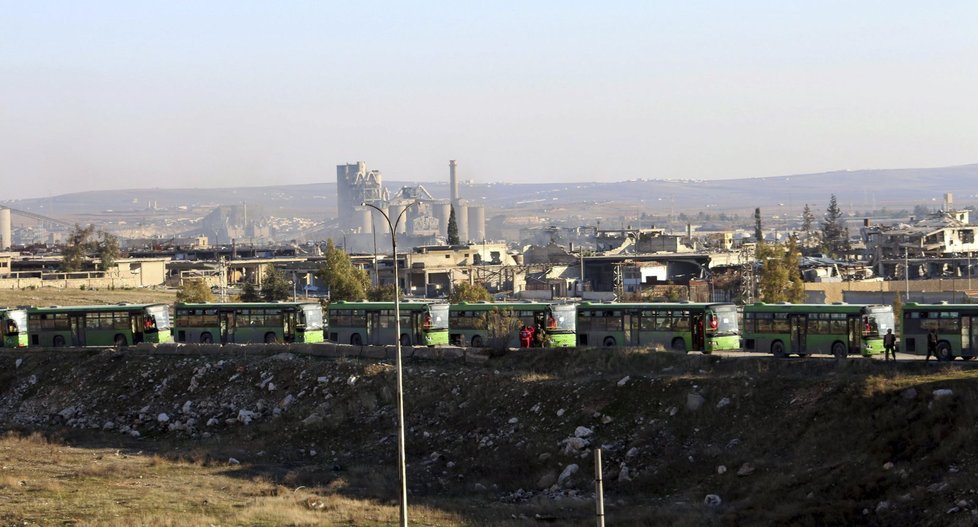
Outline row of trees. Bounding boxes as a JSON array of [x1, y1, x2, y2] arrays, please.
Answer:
[[756, 194, 849, 259]]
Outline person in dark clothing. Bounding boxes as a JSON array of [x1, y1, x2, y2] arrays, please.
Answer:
[[883, 329, 897, 361], [926, 329, 938, 361]]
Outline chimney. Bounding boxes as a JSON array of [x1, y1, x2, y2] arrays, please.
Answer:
[[449, 160, 459, 204]]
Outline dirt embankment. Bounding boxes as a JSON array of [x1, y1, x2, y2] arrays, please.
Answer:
[[1, 346, 977, 526]]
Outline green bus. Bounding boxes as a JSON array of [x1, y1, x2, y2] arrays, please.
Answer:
[[174, 302, 325, 344], [1, 308, 28, 348], [743, 303, 894, 358], [327, 301, 449, 346], [449, 302, 576, 348], [27, 304, 173, 347], [576, 302, 740, 353], [901, 303, 978, 361]]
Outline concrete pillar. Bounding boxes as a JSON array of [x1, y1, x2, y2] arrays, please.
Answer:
[[0, 208, 10, 249]]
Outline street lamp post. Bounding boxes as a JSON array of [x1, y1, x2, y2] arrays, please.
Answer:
[[362, 201, 415, 527]]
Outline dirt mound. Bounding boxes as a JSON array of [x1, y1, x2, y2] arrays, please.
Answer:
[[0, 347, 976, 525]]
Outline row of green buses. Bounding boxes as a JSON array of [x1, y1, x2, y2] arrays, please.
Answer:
[[6, 299, 978, 361], [324, 301, 737, 352], [7, 302, 325, 348]]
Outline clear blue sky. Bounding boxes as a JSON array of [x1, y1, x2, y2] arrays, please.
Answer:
[[2, 1, 977, 198]]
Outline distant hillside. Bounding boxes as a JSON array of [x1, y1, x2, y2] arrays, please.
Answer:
[[4, 164, 977, 223]]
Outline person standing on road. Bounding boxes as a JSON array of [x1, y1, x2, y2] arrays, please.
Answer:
[[519, 324, 533, 348], [883, 329, 897, 361], [926, 329, 938, 361]]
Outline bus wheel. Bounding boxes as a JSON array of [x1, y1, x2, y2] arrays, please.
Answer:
[[602, 337, 616, 347], [832, 341, 847, 359], [53, 335, 66, 347], [771, 340, 786, 358], [936, 342, 954, 362], [400, 334, 411, 346], [351, 334, 362, 346], [671, 337, 687, 353], [264, 332, 278, 344], [200, 332, 213, 344], [471, 335, 484, 347], [114, 335, 128, 348]]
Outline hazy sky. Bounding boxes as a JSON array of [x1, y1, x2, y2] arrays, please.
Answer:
[[3, 1, 978, 199]]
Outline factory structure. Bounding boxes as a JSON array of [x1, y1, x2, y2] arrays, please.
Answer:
[[334, 160, 486, 252]]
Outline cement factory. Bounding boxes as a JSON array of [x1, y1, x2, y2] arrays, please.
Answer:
[[335, 160, 486, 252]]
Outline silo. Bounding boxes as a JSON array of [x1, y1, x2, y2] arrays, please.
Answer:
[[455, 202, 469, 243], [355, 207, 373, 234], [388, 204, 407, 234], [434, 202, 451, 237], [0, 208, 10, 250], [467, 205, 486, 242]]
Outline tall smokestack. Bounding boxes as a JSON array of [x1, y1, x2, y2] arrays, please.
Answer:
[[449, 160, 459, 204], [0, 208, 10, 250]]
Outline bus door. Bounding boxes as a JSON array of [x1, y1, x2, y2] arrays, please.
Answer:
[[368, 311, 381, 345], [220, 311, 231, 344], [130, 314, 145, 344], [847, 318, 860, 354], [284, 311, 295, 343], [691, 313, 705, 351], [70, 314, 85, 346], [622, 312, 637, 346], [963, 316, 976, 357], [789, 315, 806, 355]]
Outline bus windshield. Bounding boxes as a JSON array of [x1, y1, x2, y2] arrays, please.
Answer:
[[710, 305, 739, 335], [551, 305, 577, 331], [866, 308, 895, 336], [301, 305, 324, 330], [146, 305, 171, 330], [7, 311, 27, 333], [428, 304, 449, 330]]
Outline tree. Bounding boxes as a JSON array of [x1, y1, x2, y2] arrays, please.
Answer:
[[62, 224, 96, 272], [754, 208, 762, 242], [97, 231, 121, 271], [755, 238, 805, 303], [448, 282, 492, 303], [317, 239, 370, 302], [367, 283, 399, 301], [239, 281, 261, 302], [821, 194, 849, 258], [785, 235, 806, 303], [801, 204, 816, 239], [176, 278, 214, 303], [260, 266, 292, 302], [447, 206, 460, 245]]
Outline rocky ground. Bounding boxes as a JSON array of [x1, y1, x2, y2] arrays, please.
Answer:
[[1, 345, 977, 526]]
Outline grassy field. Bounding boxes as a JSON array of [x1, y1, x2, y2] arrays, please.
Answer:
[[0, 431, 472, 527], [0, 287, 176, 308]]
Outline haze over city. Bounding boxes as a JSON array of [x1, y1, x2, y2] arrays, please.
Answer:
[[3, 1, 978, 199]]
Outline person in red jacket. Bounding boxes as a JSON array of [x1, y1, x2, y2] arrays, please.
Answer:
[[519, 323, 534, 348]]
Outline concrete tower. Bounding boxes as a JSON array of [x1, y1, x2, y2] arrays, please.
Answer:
[[449, 160, 459, 204], [0, 208, 9, 250]]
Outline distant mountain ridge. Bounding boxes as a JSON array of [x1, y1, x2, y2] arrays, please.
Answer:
[[4, 163, 977, 221]]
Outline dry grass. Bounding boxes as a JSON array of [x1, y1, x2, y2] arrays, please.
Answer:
[[0, 432, 470, 526], [0, 287, 175, 308]]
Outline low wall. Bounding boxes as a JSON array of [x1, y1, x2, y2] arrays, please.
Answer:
[[804, 279, 978, 304]]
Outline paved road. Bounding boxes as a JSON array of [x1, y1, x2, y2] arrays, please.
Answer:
[[707, 349, 952, 362]]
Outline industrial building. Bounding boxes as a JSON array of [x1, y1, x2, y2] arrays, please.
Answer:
[[334, 160, 486, 252]]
